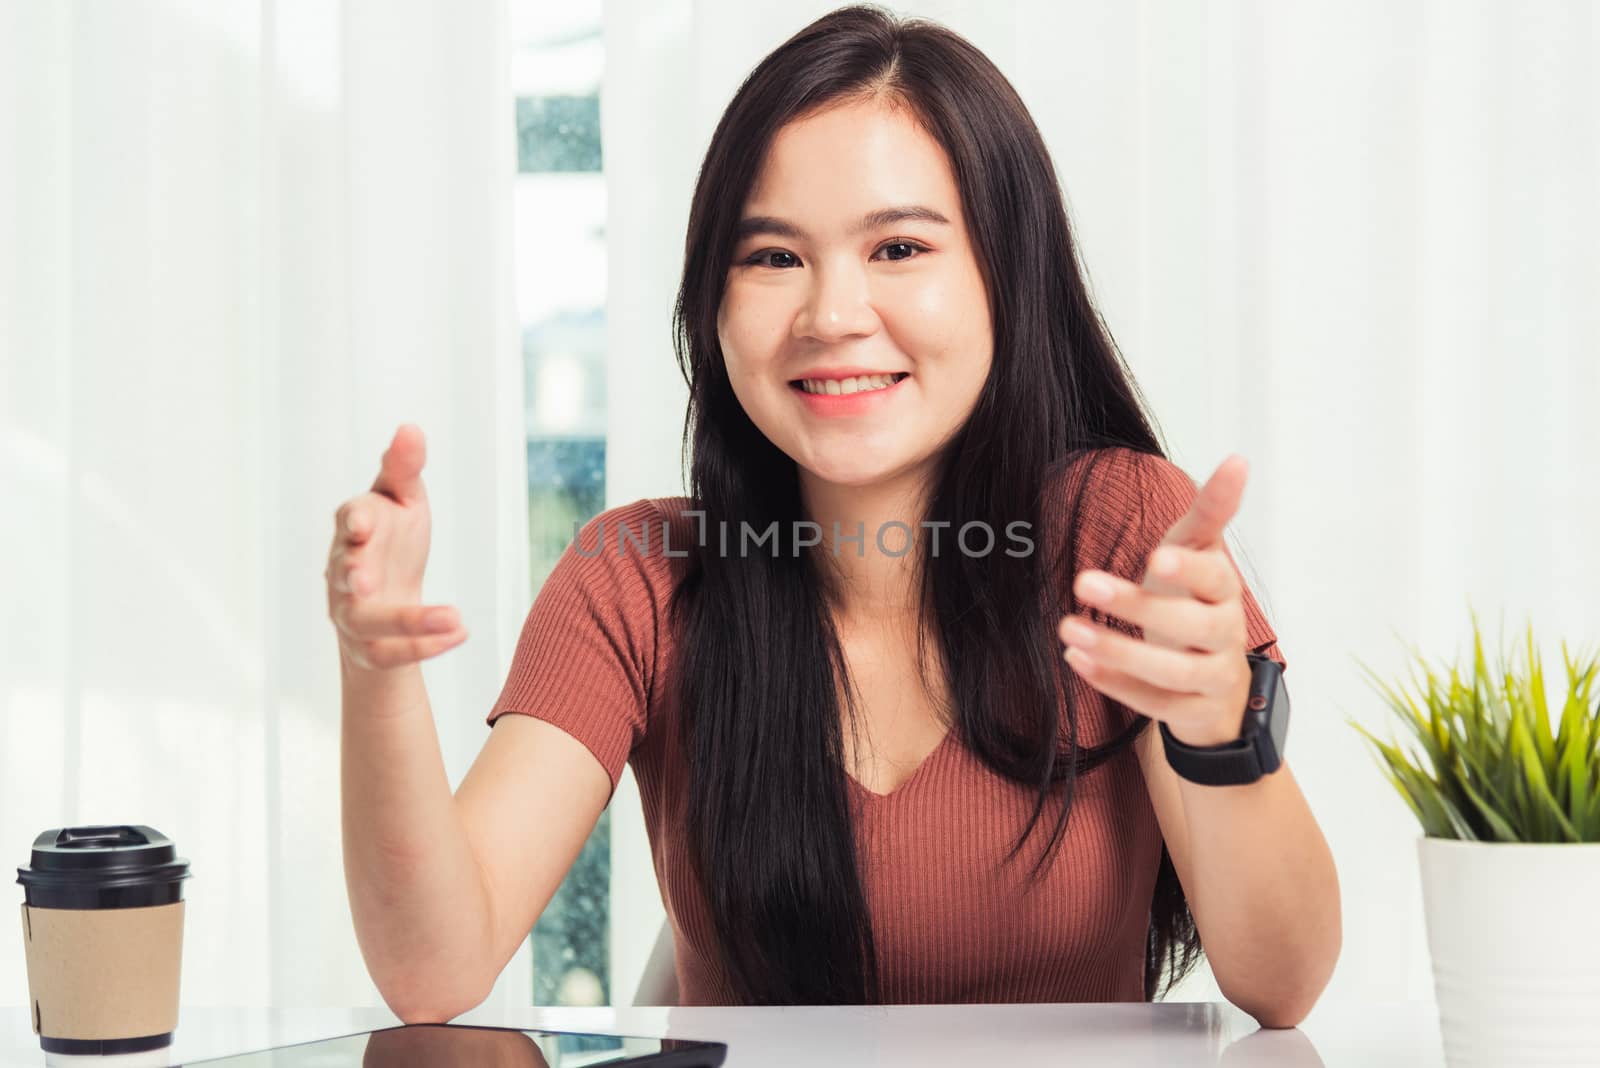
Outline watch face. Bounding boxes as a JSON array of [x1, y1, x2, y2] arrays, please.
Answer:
[[1264, 672, 1289, 770]]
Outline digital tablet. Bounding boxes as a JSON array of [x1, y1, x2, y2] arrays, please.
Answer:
[[176, 1022, 728, 1067]]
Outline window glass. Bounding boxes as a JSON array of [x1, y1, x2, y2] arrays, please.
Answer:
[[510, 0, 609, 1007]]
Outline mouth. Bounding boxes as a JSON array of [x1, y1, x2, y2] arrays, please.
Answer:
[[788, 371, 911, 396]]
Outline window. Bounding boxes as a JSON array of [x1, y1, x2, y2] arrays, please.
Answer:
[[510, 0, 609, 1007]]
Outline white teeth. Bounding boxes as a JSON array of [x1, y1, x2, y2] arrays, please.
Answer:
[[800, 373, 903, 395]]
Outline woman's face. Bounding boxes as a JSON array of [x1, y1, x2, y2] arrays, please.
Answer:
[[717, 97, 994, 492]]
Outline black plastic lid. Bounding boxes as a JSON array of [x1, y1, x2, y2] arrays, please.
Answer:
[[17, 825, 191, 909]]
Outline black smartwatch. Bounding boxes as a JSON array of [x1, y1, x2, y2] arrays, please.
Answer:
[[1159, 653, 1289, 786]]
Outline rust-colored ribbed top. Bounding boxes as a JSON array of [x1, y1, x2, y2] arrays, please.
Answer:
[[486, 447, 1285, 1005]]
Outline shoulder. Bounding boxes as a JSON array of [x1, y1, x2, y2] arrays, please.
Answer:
[[550, 496, 698, 620], [569, 496, 695, 563], [1042, 446, 1194, 509], [1040, 446, 1197, 569], [492, 498, 687, 784]]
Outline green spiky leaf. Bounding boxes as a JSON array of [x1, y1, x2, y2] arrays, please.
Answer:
[[1350, 611, 1600, 843]]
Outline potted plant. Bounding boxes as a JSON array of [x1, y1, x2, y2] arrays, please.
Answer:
[[1351, 612, 1600, 1067]]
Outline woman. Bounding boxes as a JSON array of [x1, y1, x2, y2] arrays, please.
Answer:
[[329, 4, 1339, 1026]]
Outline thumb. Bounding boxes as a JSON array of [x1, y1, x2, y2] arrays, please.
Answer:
[[1160, 454, 1246, 550], [371, 423, 428, 504]]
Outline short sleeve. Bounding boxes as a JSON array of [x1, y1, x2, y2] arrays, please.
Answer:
[[1079, 448, 1286, 671], [485, 498, 667, 791]]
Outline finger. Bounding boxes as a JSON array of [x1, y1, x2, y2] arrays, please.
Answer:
[[1143, 546, 1242, 607], [332, 499, 376, 551], [325, 556, 367, 596], [371, 423, 428, 504], [1160, 454, 1247, 550], [346, 629, 470, 671], [1059, 614, 1236, 696], [334, 601, 462, 641], [343, 500, 375, 546], [1068, 568, 1241, 652], [325, 548, 351, 589], [1063, 645, 1219, 728]]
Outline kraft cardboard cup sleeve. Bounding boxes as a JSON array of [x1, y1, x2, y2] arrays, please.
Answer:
[[16, 825, 192, 1055]]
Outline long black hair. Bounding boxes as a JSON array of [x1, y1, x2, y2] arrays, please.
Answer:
[[668, 3, 1199, 1005]]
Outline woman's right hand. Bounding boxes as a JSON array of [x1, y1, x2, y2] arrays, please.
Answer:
[[326, 423, 469, 673]]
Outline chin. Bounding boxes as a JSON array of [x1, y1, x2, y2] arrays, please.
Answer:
[[797, 451, 909, 490]]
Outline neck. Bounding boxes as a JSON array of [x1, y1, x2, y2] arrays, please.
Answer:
[[798, 461, 938, 627]]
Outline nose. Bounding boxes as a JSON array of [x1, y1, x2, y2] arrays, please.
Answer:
[[793, 258, 877, 344]]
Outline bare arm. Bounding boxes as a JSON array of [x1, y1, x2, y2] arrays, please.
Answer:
[[1136, 730, 1341, 1028], [330, 425, 611, 1022], [340, 663, 612, 1022], [340, 660, 497, 1021]]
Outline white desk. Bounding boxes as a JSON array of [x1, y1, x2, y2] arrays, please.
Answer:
[[0, 1002, 1446, 1067]]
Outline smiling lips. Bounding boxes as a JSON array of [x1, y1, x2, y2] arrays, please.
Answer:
[[791, 371, 910, 396], [788, 370, 910, 416]]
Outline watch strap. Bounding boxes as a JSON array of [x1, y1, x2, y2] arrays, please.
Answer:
[[1157, 721, 1265, 786]]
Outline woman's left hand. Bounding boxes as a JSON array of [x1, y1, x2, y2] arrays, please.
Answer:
[[1057, 454, 1255, 747]]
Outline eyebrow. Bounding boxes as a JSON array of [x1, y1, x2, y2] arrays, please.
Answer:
[[733, 205, 952, 243]]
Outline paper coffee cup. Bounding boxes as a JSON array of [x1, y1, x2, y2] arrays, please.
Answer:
[[16, 824, 192, 1055]]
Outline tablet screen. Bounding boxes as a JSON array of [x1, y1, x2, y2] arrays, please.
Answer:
[[177, 1023, 727, 1067]]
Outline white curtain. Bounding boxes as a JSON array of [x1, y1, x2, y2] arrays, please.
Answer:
[[602, 0, 1600, 1006], [0, 0, 531, 1015]]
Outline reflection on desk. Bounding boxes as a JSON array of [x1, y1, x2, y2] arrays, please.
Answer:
[[0, 1001, 1446, 1068], [156, 1023, 721, 1068]]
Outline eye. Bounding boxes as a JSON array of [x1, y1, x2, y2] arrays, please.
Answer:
[[872, 241, 930, 262], [739, 240, 932, 269], [742, 249, 801, 269]]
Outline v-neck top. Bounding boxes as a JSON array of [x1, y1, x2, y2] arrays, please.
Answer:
[[485, 447, 1286, 1005]]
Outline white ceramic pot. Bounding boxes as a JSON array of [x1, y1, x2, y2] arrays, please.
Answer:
[[1418, 837, 1600, 1067]]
